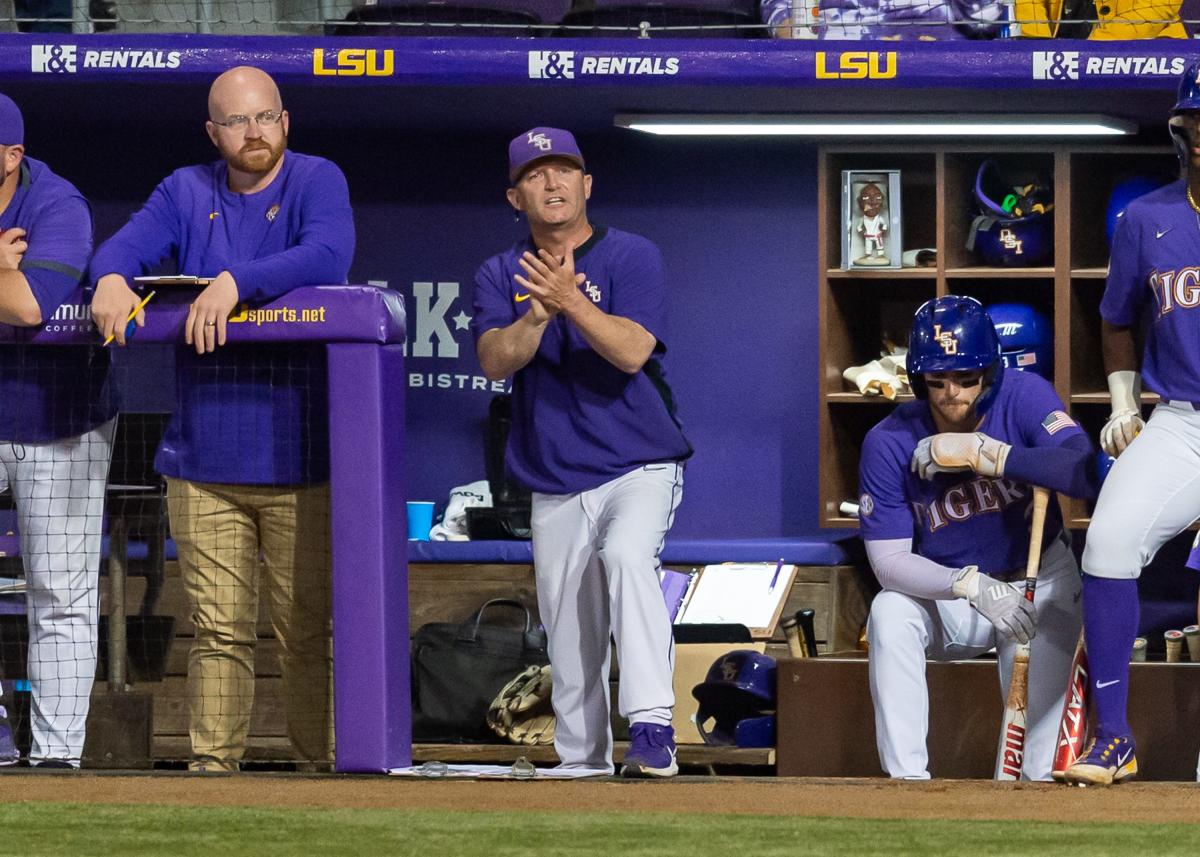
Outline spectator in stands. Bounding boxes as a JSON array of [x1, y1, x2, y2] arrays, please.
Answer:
[[89, 67, 354, 772], [0, 92, 116, 767]]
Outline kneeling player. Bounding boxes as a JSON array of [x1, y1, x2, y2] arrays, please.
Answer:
[[859, 296, 1098, 781]]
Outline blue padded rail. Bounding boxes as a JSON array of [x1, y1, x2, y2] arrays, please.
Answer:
[[408, 533, 862, 566]]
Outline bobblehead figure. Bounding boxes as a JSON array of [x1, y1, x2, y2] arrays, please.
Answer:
[[855, 182, 890, 266]]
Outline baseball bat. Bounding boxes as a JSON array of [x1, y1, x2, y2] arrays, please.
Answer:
[[995, 485, 1050, 781], [795, 608, 819, 657], [782, 616, 807, 659], [1165, 629, 1184, 663], [1050, 632, 1089, 781]]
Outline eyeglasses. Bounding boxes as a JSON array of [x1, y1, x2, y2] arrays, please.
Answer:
[[924, 373, 983, 390], [211, 109, 284, 131]]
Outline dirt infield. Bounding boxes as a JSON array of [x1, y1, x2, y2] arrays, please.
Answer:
[[5, 773, 1200, 823]]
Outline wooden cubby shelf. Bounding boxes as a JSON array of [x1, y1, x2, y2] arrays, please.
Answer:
[[817, 143, 1176, 529]]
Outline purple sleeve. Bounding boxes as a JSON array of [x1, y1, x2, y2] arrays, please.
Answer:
[[858, 429, 916, 541], [1003, 377, 1097, 498], [1004, 434, 1098, 500], [226, 160, 354, 302], [91, 177, 181, 284], [607, 237, 668, 354], [20, 194, 91, 323], [1099, 213, 1144, 327], [470, 257, 516, 342]]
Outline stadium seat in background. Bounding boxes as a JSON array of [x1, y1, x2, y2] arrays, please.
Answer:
[[560, 0, 762, 37], [327, 0, 571, 35]]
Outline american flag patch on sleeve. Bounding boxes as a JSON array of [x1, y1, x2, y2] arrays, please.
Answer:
[[1041, 410, 1076, 435]]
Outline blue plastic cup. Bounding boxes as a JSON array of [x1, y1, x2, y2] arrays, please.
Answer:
[[407, 501, 436, 541]]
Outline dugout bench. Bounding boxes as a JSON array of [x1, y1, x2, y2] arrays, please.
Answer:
[[406, 534, 874, 770]]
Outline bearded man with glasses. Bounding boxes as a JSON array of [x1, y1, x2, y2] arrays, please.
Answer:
[[90, 66, 354, 772]]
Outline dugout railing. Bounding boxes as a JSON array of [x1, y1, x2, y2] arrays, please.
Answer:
[[0, 284, 410, 773]]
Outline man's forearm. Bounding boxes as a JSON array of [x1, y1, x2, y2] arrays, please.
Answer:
[[477, 314, 550, 380], [0, 270, 43, 326], [1101, 320, 1138, 375], [563, 298, 656, 374]]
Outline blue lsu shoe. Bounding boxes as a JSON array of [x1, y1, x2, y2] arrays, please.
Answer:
[[621, 723, 678, 779], [1062, 734, 1137, 786]]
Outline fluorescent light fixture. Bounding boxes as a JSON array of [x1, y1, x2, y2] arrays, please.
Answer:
[[614, 114, 1136, 137]]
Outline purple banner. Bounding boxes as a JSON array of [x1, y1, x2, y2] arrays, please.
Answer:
[[0, 33, 1194, 89], [0, 284, 406, 346]]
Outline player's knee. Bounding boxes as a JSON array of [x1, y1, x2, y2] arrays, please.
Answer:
[[1080, 525, 1144, 580], [596, 542, 651, 575], [867, 590, 927, 644]]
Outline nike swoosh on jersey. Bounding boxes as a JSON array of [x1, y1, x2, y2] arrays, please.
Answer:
[[514, 293, 532, 303], [1096, 679, 1121, 689], [1156, 228, 1172, 238]]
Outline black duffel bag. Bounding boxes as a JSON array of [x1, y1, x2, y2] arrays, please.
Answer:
[[411, 599, 549, 743]]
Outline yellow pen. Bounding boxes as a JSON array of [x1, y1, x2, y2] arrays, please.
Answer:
[[103, 289, 156, 346]]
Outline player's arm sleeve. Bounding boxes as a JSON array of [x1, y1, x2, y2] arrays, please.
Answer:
[[470, 259, 516, 343], [865, 538, 961, 601], [607, 237, 667, 356], [225, 161, 355, 302], [1099, 213, 1144, 327], [858, 430, 916, 541], [90, 179, 182, 284], [12, 194, 92, 324], [1003, 379, 1099, 499]]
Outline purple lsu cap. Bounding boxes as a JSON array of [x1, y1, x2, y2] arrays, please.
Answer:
[[0, 94, 23, 147], [508, 127, 585, 184]]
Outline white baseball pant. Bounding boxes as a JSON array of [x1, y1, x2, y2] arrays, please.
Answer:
[[532, 462, 684, 774], [868, 535, 1081, 781], [1083, 402, 1200, 580], [0, 417, 115, 765]]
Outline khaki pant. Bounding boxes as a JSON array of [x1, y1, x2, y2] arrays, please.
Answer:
[[167, 479, 333, 771]]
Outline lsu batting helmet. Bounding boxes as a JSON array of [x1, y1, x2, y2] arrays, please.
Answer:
[[1170, 59, 1200, 171], [691, 650, 776, 748], [1106, 174, 1174, 248], [966, 159, 1053, 267], [908, 296, 1004, 414], [986, 302, 1053, 380]]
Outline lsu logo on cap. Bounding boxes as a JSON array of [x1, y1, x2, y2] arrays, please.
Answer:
[[528, 132, 552, 152], [932, 324, 958, 355]]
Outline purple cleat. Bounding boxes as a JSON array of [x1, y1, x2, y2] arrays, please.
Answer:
[[621, 723, 678, 779]]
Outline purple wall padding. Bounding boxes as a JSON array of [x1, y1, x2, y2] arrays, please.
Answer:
[[329, 343, 411, 772]]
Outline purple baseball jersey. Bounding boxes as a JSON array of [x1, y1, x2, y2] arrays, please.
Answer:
[[91, 152, 354, 485], [0, 157, 115, 443], [1102, 179, 1200, 404], [859, 370, 1083, 574], [471, 225, 692, 495]]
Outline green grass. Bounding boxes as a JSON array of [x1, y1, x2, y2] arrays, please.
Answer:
[[4, 804, 1200, 857]]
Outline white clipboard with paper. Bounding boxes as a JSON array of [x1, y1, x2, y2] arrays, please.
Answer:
[[675, 561, 797, 639]]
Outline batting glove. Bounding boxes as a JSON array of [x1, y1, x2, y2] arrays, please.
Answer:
[[952, 566, 1036, 645], [1100, 410, 1144, 458], [911, 433, 1010, 480]]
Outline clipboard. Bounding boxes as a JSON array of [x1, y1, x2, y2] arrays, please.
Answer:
[[133, 275, 212, 287], [675, 562, 798, 639]]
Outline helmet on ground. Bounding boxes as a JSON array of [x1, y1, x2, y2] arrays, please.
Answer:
[[691, 650, 776, 747], [908, 295, 1004, 414], [966, 159, 1054, 267], [986, 302, 1053, 380]]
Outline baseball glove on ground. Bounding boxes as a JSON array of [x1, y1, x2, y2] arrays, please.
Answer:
[[487, 664, 555, 746]]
